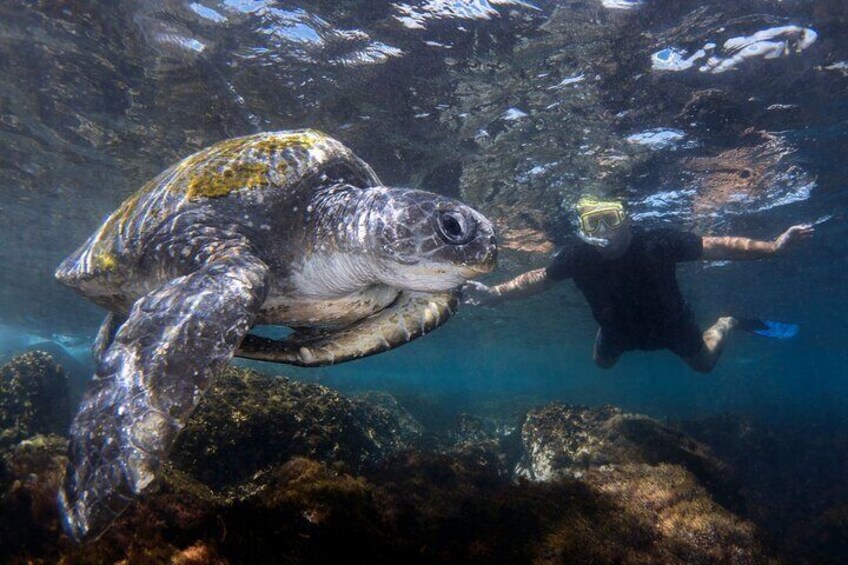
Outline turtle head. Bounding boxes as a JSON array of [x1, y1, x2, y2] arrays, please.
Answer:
[[370, 188, 497, 291]]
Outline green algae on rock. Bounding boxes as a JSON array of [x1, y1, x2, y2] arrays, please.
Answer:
[[0, 352, 71, 447], [0, 363, 773, 564], [170, 365, 422, 492], [0, 434, 68, 563], [516, 403, 731, 484]]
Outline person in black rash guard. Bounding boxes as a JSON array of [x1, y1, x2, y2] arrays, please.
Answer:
[[463, 197, 814, 373]]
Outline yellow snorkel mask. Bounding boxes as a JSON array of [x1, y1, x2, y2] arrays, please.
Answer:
[[575, 196, 627, 247]]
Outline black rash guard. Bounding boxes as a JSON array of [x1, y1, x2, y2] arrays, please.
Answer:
[[546, 228, 705, 356]]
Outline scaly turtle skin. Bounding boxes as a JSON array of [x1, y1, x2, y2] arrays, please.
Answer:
[[55, 129, 497, 541]]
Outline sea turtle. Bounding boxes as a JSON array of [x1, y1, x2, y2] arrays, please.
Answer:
[[55, 129, 497, 540]]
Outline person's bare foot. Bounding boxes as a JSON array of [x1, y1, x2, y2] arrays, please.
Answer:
[[717, 316, 738, 331]]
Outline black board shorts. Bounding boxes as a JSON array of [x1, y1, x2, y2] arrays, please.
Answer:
[[594, 319, 705, 360]]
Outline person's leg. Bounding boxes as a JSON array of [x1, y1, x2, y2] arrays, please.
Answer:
[[593, 327, 622, 369], [682, 316, 738, 373]]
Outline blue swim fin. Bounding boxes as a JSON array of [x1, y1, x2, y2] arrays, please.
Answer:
[[736, 318, 799, 340]]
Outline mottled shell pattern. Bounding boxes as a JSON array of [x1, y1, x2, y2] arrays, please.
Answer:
[[63, 130, 380, 280]]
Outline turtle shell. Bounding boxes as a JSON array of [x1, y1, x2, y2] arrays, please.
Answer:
[[108, 129, 380, 237], [58, 130, 381, 280], [172, 129, 382, 200]]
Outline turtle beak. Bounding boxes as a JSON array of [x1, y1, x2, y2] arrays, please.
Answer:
[[462, 218, 497, 276], [472, 234, 497, 274]]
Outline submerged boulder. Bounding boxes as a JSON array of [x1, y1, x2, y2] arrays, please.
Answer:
[[170, 365, 422, 491], [584, 463, 763, 565], [516, 403, 730, 485], [0, 434, 68, 563], [0, 351, 71, 446], [516, 404, 760, 564], [682, 413, 848, 563], [0, 352, 72, 559], [352, 390, 426, 442]]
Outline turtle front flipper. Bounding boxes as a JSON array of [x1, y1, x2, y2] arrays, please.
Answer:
[[92, 311, 126, 362], [60, 248, 268, 541], [236, 290, 458, 367]]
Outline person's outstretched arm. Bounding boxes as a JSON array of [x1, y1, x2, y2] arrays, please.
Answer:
[[702, 224, 814, 260], [462, 268, 556, 305]]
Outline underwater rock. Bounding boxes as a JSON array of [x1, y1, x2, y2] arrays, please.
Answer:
[[353, 390, 426, 442], [0, 434, 68, 562], [795, 500, 848, 563], [169, 542, 228, 565], [0, 379, 772, 563], [0, 351, 71, 447], [515, 403, 742, 509], [585, 462, 764, 565], [170, 365, 420, 491], [516, 403, 726, 481], [517, 404, 619, 481], [516, 404, 764, 563], [374, 432, 766, 564], [21, 340, 94, 392], [449, 412, 495, 445], [681, 413, 848, 563]]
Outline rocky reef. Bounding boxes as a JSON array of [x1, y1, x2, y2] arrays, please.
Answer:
[[0, 350, 786, 564], [170, 368, 423, 492], [0, 433, 68, 560], [0, 351, 71, 448], [517, 404, 741, 501], [516, 404, 758, 564], [7, 351, 848, 562], [681, 414, 848, 564]]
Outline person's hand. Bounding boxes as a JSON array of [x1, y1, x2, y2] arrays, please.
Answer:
[[461, 280, 497, 306], [773, 224, 815, 255]]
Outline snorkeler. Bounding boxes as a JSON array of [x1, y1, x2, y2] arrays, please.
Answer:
[[463, 197, 814, 373]]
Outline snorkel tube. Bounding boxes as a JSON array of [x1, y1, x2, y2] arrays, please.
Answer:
[[576, 230, 612, 247]]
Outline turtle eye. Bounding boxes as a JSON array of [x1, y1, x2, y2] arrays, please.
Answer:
[[436, 210, 477, 245]]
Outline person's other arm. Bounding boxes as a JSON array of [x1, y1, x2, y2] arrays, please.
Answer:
[[701, 224, 814, 260], [462, 268, 557, 305]]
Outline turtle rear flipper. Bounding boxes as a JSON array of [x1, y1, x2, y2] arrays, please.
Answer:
[[236, 290, 458, 366], [60, 247, 268, 541]]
